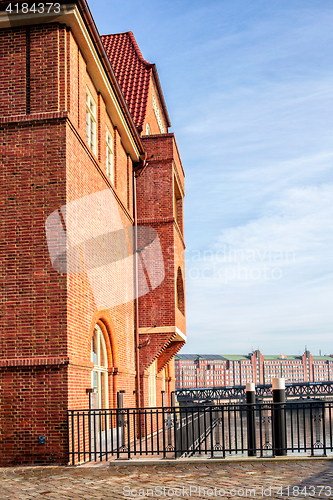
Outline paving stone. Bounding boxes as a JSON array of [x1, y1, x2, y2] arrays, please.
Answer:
[[0, 460, 333, 499]]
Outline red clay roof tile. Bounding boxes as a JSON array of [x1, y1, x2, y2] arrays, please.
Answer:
[[101, 32, 152, 131], [101, 31, 170, 132]]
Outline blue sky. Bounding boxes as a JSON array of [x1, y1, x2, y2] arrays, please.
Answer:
[[88, 0, 333, 355]]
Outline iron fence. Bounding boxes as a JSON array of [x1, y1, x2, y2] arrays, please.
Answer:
[[67, 401, 333, 465], [176, 381, 333, 401]]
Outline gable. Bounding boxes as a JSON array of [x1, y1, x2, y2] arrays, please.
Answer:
[[101, 31, 170, 133]]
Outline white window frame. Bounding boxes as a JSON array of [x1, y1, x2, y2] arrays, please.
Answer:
[[91, 324, 108, 409], [86, 88, 97, 154], [106, 126, 114, 183]]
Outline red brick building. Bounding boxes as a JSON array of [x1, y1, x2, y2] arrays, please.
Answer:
[[0, 1, 185, 465], [175, 350, 333, 389]]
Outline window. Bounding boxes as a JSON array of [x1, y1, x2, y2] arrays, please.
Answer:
[[146, 123, 152, 135], [176, 267, 185, 315], [86, 89, 97, 154], [91, 324, 108, 409], [148, 360, 157, 407], [106, 127, 114, 183], [174, 178, 183, 231]]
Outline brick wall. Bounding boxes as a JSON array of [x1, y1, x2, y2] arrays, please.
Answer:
[[136, 133, 186, 379], [0, 113, 68, 464], [0, 28, 27, 116], [0, 22, 138, 465], [138, 134, 185, 331]]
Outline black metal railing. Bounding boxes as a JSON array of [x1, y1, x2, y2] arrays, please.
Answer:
[[67, 401, 333, 465], [176, 381, 333, 401]]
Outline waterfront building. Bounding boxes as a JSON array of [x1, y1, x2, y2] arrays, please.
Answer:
[[175, 350, 333, 389]]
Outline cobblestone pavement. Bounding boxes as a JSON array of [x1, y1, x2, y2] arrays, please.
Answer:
[[0, 459, 333, 500]]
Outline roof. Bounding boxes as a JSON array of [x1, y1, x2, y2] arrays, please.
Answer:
[[264, 355, 302, 361], [176, 352, 333, 362], [175, 354, 199, 361], [101, 31, 171, 132], [197, 355, 225, 360], [175, 354, 252, 361], [221, 355, 250, 361]]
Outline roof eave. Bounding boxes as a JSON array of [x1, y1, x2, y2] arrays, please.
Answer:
[[152, 65, 171, 129], [76, 0, 145, 155]]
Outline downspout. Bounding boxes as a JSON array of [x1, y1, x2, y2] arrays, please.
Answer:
[[133, 153, 148, 408]]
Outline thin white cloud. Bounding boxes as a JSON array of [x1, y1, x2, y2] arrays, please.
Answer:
[[185, 184, 333, 353], [88, 0, 333, 355]]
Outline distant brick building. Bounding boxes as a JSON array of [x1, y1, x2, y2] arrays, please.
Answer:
[[175, 350, 333, 389], [0, 1, 185, 465]]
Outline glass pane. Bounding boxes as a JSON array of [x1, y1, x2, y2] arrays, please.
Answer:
[[92, 370, 98, 391], [92, 334, 98, 364], [100, 334, 107, 368]]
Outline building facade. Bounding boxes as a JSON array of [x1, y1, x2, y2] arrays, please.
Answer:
[[175, 351, 333, 389], [0, 1, 185, 465]]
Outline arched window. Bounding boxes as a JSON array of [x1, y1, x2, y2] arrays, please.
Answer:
[[176, 267, 185, 315], [91, 324, 109, 409]]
